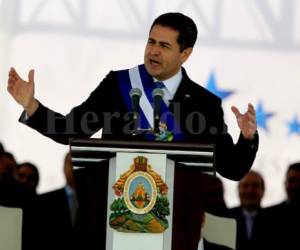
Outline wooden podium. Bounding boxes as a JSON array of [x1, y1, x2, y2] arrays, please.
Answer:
[[70, 139, 215, 250]]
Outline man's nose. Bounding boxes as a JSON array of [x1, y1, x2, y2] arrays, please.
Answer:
[[149, 45, 161, 56]]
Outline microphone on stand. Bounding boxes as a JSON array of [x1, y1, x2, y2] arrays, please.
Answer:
[[152, 88, 164, 133], [129, 88, 142, 133]]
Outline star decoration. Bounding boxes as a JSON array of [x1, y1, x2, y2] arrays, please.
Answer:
[[206, 71, 234, 100], [256, 101, 275, 131], [287, 115, 300, 135]]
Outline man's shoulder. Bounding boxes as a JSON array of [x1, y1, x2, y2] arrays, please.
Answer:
[[227, 206, 243, 217], [264, 201, 287, 213], [228, 206, 242, 212], [186, 79, 222, 105], [182, 68, 221, 103], [101, 64, 141, 85]]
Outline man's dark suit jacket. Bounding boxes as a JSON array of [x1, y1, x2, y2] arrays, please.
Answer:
[[262, 201, 300, 250], [0, 177, 40, 250], [228, 207, 265, 250], [20, 66, 258, 250], [37, 187, 76, 250], [21, 66, 258, 180]]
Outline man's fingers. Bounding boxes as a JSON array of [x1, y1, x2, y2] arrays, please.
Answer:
[[8, 77, 15, 86], [231, 105, 241, 117], [247, 112, 256, 120], [232, 104, 256, 118], [9, 67, 16, 76], [248, 103, 255, 109], [10, 67, 21, 80], [247, 103, 257, 122], [247, 103, 256, 115], [7, 84, 12, 93], [28, 69, 34, 84], [9, 69, 16, 81], [7, 83, 15, 96]]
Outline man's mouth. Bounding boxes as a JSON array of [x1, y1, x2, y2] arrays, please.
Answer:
[[149, 59, 160, 66]]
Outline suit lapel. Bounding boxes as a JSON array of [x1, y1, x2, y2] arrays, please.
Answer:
[[172, 68, 194, 103]]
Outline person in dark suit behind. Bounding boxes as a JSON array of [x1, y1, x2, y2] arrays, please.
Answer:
[[8, 12, 258, 250], [229, 170, 265, 250], [0, 151, 21, 207], [263, 162, 300, 250], [38, 152, 78, 250], [13, 162, 39, 194], [205, 176, 230, 217], [0, 152, 40, 250]]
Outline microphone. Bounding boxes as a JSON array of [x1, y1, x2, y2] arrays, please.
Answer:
[[152, 88, 164, 133], [129, 88, 142, 130]]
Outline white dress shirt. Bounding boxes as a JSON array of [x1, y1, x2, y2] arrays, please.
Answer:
[[153, 68, 182, 106]]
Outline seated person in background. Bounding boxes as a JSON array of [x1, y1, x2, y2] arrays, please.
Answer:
[[263, 162, 300, 250], [13, 162, 39, 195], [0, 152, 40, 250], [0, 151, 21, 206], [284, 162, 300, 206], [205, 176, 229, 217], [38, 152, 78, 250], [0, 151, 17, 179], [229, 170, 265, 250]]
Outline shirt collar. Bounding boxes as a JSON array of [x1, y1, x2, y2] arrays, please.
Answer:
[[153, 68, 182, 98], [242, 209, 257, 217]]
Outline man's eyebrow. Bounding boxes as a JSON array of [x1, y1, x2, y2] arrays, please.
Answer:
[[147, 38, 172, 48], [159, 41, 172, 47]]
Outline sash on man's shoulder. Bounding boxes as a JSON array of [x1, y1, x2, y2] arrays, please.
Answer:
[[116, 64, 185, 141]]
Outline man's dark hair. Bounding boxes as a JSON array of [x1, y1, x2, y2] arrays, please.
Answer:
[[238, 170, 265, 190], [3, 151, 16, 164], [288, 162, 300, 172], [0, 142, 4, 156], [150, 12, 198, 52]]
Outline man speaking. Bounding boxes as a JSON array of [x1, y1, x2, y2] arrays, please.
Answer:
[[7, 12, 258, 249]]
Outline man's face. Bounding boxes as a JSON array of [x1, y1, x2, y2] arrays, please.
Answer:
[[238, 172, 264, 211], [14, 166, 37, 190], [285, 169, 300, 204], [144, 25, 192, 81], [0, 155, 16, 178]]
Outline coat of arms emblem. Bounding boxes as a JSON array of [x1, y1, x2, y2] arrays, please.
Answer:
[[109, 156, 170, 233]]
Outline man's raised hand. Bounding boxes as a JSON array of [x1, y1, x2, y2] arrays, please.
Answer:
[[7, 67, 39, 116], [231, 103, 257, 140]]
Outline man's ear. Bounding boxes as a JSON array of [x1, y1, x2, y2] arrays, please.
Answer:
[[180, 47, 193, 64]]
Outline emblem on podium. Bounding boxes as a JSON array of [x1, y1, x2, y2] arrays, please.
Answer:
[[109, 156, 170, 233]]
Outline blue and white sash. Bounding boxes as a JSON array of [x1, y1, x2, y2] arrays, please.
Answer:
[[117, 64, 185, 141]]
